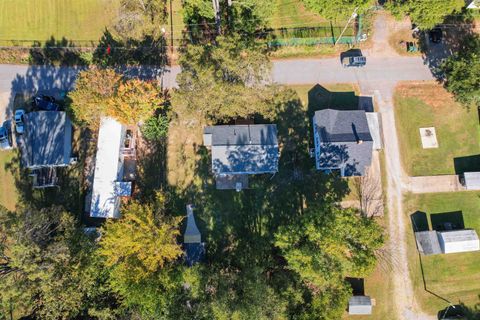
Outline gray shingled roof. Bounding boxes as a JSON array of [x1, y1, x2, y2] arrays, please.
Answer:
[[205, 125, 278, 146], [23, 111, 72, 168], [313, 109, 373, 176], [204, 125, 279, 175]]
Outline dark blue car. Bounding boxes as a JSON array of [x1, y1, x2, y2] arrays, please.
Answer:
[[32, 95, 60, 111]]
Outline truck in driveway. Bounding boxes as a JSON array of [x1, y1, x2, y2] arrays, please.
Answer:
[[342, 55, 367, 67]]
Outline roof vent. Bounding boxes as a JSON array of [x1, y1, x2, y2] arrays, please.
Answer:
[[357, 139, 363, 145]]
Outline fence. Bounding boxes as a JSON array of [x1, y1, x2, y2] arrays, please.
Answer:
[[268, 15, 365, 47]]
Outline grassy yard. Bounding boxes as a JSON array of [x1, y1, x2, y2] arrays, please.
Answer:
[[270, 0, 330, 29], [404, 192, 480, 314], [0, 0, 119, 44], [0, 151, 18, 211], [394, 82, 480, 176]]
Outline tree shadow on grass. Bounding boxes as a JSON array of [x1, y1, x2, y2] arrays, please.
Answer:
[[29, 36, 93, 66], [307, 84, 360, 117], [93, 29, 169, 78]]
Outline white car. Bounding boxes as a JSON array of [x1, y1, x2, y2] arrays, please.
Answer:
[[14, 109, 25, 134]]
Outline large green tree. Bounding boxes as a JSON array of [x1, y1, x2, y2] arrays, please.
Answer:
[[386, 0, 465, 29], [274, 204, 384, 318], [0, 206, 116, 319], [97, 195, 183, 317], [68, 67, 163, 126], [442, 35, 480, 107], [174, 34, 282, 121]]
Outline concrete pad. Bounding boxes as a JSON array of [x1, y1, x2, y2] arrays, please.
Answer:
[[407, 175, 464, 193], [366, 112, 383, 150], [419, 127, 438, 148]]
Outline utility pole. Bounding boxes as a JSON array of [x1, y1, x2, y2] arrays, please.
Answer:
[[212, 0, 221, 34], [334, 7, 358, 46]]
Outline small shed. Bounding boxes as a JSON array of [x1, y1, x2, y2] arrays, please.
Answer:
[[415, 231, 442, 255], [348, 296, 372, 315], [463, 172, 480, 190], [184, 204, 201, 243], [183, 205, 205, 266], [438, 229, 480, 254]]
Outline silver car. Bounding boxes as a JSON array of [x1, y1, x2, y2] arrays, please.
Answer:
[[14, 109, 25, 134]]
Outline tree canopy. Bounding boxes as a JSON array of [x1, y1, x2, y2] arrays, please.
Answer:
[[98, 197, 183, 284], [386, 0, 465, 30], [442, 35, 480, 107], [0, 206, 116, 319], [174, 34, 282, 121], [68, 67, 163, 126]]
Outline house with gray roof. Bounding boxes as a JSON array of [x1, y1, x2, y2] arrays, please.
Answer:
[[203, 124, 279, 189], [23, 111, 72, 169], [312, 109, 374, 177], [21, 111, 73, 188]]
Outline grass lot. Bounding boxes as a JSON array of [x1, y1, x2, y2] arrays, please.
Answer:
[[0, 151, 18, 211], [270, 0, 330, 29], [0, 0, 119, 44], [394, 82, 480, 176], [404, 192, 480, 314]]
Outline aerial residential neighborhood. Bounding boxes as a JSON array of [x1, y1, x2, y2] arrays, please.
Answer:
[[0, 0, 479, 319]]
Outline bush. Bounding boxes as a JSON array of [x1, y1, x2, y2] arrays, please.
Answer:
[[141, 114, 169, 141]]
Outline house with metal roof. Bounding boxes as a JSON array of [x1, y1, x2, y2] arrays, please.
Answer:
[[312, 109, 377, 176], [89, 117, 134, 219], [203, 124, 279, 190]]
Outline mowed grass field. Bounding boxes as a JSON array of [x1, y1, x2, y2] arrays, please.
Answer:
[[0, 0, 119, 44], [405, 192, 480, 314], [271, 0, 330, 29], [0, 151, 17, 211], [394, 82, 480, 176]]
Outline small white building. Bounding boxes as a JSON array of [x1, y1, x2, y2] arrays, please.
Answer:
[[438, 229, 480, 254], [348, 296, 372, 315], [467, 0, 479, 9], [463, 172, 480, 190], [90, 117, 132, 219]]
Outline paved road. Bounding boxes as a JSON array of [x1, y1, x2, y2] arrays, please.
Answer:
[[0, 53, 435, 122]]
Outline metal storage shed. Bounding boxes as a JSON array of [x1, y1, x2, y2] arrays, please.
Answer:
[[463, 172, 480, 190], [348, 296, 373, 315], [438, 229, 480, 254], [184, 204, 201, 243]]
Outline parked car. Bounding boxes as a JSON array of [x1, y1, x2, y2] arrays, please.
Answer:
[[342, 55, 367, 67], [14, 109, 25, 134], [0, 124, 12, 150], [32, 94, 60, 111], [428, 28, 442, 44]]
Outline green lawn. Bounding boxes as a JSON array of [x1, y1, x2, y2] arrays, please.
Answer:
[[405, 192, 480, 314], [0, 0, 120, 44], [394, 83, 480, 176], [270, 0, 330, 29], [0, 151, 18, 211]]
